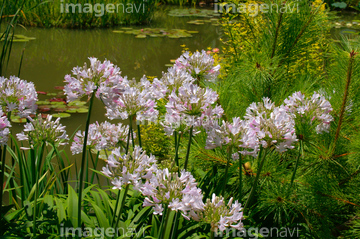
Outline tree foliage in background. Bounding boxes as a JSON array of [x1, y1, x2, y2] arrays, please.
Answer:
[[188, 0, 360, 238], [1, 0, 158, 28]]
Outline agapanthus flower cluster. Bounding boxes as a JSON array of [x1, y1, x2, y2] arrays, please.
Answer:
[[244, 97, 297, 153], [105, 77, 158, 122], [0, 76, 38, 117], [64, 57, 124, 102], [70, 121, 131, 155], [205, 117, 248, 150], [0, 109, 11, 146], [195, 194, 244, 232], [175, 50, 220, 83], [151, 66, 195, 99], [163, 82, 221, 135], [16, 114, 69, 147], [140, 169, 204, 217], [283, 91, 333, 134], [102, 146, 157, 191]]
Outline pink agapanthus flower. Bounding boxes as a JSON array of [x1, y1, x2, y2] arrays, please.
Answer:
[[0, 109, 11, 146], [0, 76, 37, 117], [64, 57, 124, 103]]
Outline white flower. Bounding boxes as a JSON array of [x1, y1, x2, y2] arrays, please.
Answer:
[[70, 121, 131, 155], [64, 57, 124, 103], [102, 146, 158, 191], [175, 50, 220, 83], [0, 109, 11, 146], [0, 76, 38, 117], [140, 169, 204, 218], [195, 194, 244, 233], [283, 91, 334, 134], [243, 97, 297, 154], [16, 114, 69, 147], [163, 82, 221, 135], [105, 77, 159, 122]]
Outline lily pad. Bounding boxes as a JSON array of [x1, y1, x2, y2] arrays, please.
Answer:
[[65, 109, 78, 113], [38, 105, 51, 113], [76, 108, 89, 113], [0, 33, 36, 42], [68, 101, 86, 107], [10, 116, 27, 123], [331, 2, 347, 9], [12, 39, 29, 42], [115, 28, 197, 39], [135, 34, 147, 38], [52, 113, 71, 118], [36, 100, 51, 105], [50, 101, 66, 105]]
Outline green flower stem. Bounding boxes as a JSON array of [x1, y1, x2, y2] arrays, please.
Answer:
[[30, 147, 36, 188], [174, 131, 178, 164], [170, 211, 180, 239], [85, 150, 89, 188], [244, 146, 267, 212], [130, 117, 135, 149], [111, 191, 121, 228], [174, 131, 181, 174], [137, 124, 142, 148], [33, 142, 46, 237], [115, 184, 130, 232], [184, 126, 193, 171], [222, 145, 233, 196], [159, 205, 171, 239], [210, 231, 215, 239], [17, 141, 25, 206], [288, 140, 303, 196], [126, 121, 131, 154], [89, 151, 100, 185], [0, 145, 6, 217], [113, 116, 133, 232], [112, 118, 132, 228], [239, 153, 243, 201], [53, 146, 68, 194], [77, 92, 96, 228]]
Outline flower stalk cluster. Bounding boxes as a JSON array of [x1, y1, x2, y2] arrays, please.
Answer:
[[71, 121, 131, 155], [102, 146, 157, 191], [0, 76, 38, 117], [175, 50, 220, 83], [64, 57, 124, 102], [284, 91, 333, 134], [141, 168, 203, 217], [244, 97, 297, 154], [0, 109, 11, 146], [16, 114, 69, 147], [196, 194, 244, 232], [105, 77, 158, 122], [163, 82, 221, 135]]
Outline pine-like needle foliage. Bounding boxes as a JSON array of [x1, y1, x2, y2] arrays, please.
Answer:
[[191, 1, 360, 238]]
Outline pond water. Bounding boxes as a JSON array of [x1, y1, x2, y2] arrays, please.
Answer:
[[5, 6, 223, 136]]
